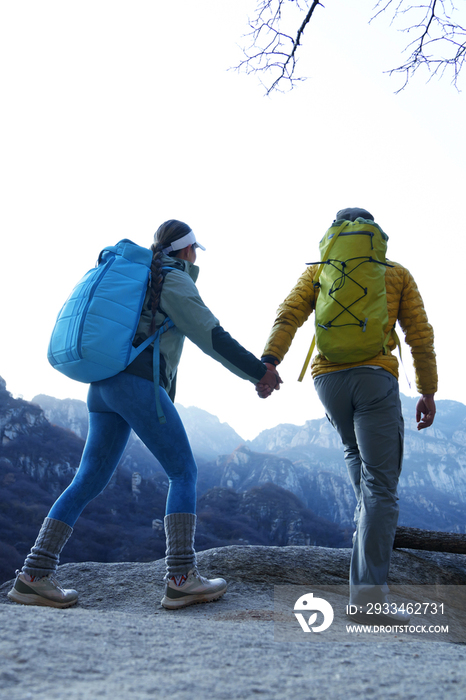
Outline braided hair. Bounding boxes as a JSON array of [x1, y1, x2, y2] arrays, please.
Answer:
[[149, 219, 192, 332]]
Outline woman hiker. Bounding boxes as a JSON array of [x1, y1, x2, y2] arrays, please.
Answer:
[[8, 220, 281, 610]]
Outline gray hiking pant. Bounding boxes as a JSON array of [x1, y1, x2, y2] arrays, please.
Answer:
[[314, 367, 404, 605]]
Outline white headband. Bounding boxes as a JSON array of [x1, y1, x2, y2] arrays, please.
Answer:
[[162, 230, 206, 255]]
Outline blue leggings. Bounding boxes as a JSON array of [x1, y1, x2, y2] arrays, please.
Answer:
[[48, 373, 197, 527]]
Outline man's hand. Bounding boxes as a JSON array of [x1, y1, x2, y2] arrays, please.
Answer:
[[255, 363, 283, 399], [416, 394, 436, 430]]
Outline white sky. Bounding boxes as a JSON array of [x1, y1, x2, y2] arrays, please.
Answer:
[[1, 1, 465, 440]]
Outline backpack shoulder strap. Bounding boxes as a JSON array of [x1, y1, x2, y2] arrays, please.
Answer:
[[153, 266, 177, 423], [297, 222, 350, 382], [128, 265, 177, 423]]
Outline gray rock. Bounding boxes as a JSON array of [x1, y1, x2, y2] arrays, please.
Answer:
[[1, 545, 465, 699]]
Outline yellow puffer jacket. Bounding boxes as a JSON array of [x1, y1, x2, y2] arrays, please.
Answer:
[[262, 261, 438, 395]]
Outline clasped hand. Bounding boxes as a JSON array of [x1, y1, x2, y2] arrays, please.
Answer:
[[255, 362, 283, 399]]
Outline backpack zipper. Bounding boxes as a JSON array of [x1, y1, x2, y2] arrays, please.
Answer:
[[328, 231, 374, 250]]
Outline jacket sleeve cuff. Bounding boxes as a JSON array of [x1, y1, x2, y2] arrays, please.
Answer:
[[261, 356, 280, 366]]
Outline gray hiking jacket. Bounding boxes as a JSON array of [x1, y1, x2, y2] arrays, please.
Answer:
[[126, 254, 266, 399]]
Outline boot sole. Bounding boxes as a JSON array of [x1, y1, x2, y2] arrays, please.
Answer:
[[161, 588, 227, 610], [7, 590, 78, 609]]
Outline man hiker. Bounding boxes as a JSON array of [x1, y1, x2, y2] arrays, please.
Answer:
[[257, 207, 437, 622]]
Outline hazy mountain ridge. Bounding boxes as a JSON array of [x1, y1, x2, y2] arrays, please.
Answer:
[[242, 395, 466, 533], [23, 383, 466, 533], [27, 384, 466, 533], [1, 379, 84, 495], [174, 403, 244, 459], [31, 393, 245, 469], [2, 375, 466, 585], [1, 377, 347, 584]]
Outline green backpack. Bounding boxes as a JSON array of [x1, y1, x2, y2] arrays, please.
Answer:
[[299, 218, 394, 379]]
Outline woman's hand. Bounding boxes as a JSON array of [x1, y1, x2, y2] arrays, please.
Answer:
[[255, 364, 283, 399]]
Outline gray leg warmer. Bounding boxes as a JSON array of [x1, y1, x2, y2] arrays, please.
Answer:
[[22, 517, 73, 577], [164, 512, 197, 577]]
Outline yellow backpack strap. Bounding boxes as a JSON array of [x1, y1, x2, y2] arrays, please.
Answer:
[[298, 336, 316, 382], [298, 221, 349, 383]]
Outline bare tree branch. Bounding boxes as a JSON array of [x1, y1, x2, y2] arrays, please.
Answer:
[[232, 1, 323, 95], [371, 0, 466, 91], [233, 0, 465, 94]]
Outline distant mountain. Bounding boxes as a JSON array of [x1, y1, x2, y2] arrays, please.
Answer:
[[1, 377, 347, 584], [197, 483, 347, 549], [32, 394, 245, 464], [3, 375, 466, 585], [1, 380, 84, 496], [30, 385, 466, 534], [31, 392, 165, 481], [244, 394, 466, 533], [174, 403, 244, 460], [218, 443, 355, 528], [32, 394, 89, 439]]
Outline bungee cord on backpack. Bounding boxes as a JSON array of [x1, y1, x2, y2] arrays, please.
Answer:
[[314, 256, 394, 331]]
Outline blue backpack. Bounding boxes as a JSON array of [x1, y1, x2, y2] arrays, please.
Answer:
[[47, 239, 174, 422]]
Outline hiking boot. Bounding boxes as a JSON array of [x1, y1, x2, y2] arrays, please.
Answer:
[[7, 571, 78, 609], [161, 568, 227, 610]]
